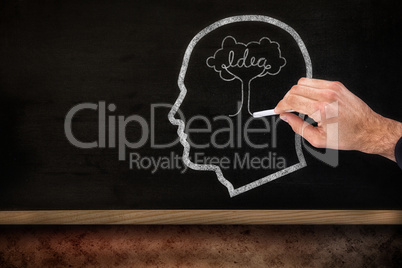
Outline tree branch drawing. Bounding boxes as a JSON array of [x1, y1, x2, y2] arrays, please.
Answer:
[[206, 36, 286, 116]]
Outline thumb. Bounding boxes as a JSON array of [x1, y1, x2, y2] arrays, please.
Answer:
[[281, 113, 323, 148]]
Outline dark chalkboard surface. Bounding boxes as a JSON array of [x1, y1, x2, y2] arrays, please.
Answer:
[[0, 0, 401, 213]]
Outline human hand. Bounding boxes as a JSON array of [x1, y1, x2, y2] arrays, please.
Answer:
[[274, 78, 402, 161]]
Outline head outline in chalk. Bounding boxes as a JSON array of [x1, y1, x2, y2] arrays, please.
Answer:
[[206, 35, 287, 116], [168, 15, 312, 197]]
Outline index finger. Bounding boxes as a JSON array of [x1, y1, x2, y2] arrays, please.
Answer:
[[274, 94, 317, 116], [298, 77, 344, 90]]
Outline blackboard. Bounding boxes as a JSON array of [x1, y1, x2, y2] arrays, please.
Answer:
[[0, 0, 401, 223]]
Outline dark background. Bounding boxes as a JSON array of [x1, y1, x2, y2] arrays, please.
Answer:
[[0, 0, 401, 210], [0, 225, 401, 268]]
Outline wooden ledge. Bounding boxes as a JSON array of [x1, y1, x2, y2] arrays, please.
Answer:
[[0, 210, 401, 225]]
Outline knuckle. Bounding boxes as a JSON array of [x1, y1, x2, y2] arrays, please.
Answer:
[[321, 90, 338, 101], [288, 86, 295, 95], [328, 81, 343, 91], [309, 136, 324, 148], [287, 93, 296, 104], [333, 81, 344, 87], [276, 100, 284, 109], [297, 77, 306, 85], [283, 90, 291, 100], [313, 102, 326, 114], [289, 85, 299, 94], [308, 137, 318, 147]]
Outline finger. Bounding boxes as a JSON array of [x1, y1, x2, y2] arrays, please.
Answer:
[[298, 77, 344, 91], [289, 85, 320, 100], [275, 94, 321, 122], [282, 112, 325, 148], [289, 84, 329, 101]]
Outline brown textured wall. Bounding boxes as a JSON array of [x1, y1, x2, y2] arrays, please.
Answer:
[[0, 225, 401, 267]]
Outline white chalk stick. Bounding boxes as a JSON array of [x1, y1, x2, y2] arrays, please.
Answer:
[[252, 109, 295, 118]]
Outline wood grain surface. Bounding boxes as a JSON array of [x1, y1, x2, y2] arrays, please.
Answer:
[[0, 210, 401, 225]]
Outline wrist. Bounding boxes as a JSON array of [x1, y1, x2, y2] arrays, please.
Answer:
[[362, 114, 402, 161]]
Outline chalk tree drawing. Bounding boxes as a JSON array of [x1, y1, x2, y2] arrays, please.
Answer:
[[207, 36, 286, 116], [168, 15, 312, 197]]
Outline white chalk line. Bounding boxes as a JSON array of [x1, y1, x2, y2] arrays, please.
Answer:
[[168, 15, 312, 197], [206, 36, 286, 116]]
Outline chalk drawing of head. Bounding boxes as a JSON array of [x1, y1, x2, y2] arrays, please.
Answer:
[[168, 15, 312, 197]]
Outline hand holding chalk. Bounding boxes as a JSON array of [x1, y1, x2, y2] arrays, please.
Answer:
[[252, 109, 295, 118], [272, 77, 402, 162]]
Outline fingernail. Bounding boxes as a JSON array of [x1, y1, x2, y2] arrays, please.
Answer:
[[280, 114, 288, 123]]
